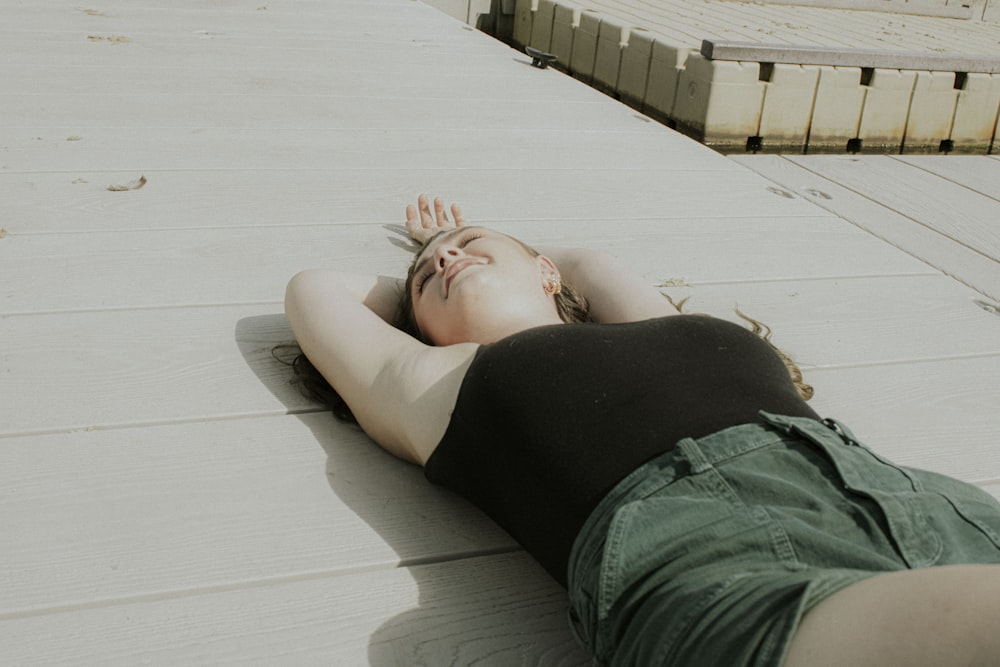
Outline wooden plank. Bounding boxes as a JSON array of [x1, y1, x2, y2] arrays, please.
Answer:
[[809, 356, 1000, 483], [0, 13, 561, 97], [660, 274, 1000, 369], [785, 156, 1000, 260], [0, 0, 482, 47], [0, 7, 653, 137], [0, 168, 828, 235], [893, 155, 1000, 202], [731, 154, 1000, 301], [2, 93, 640, 132], [4, 274, 994, 436], [0, 304, 305, 436], [0, 61, 586, 99], [0, 126, 727, 174], [0, 34, 505, 71], [0, 41, 526, 84], [702, 39, 1000, 72], [0, 5, 508, 75], [0, 214, 935, 314], [0, 551, 588, 666], [0, 413, 514, 615], [5, 0, 440, 20]]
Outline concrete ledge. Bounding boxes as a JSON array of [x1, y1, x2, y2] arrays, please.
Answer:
[[702, 40, 1000, 74], [712, 0, 978, 20], [500, 0, 1000, 153]]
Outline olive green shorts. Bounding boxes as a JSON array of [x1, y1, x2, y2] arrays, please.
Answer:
[[567, 411, 1000, 667]]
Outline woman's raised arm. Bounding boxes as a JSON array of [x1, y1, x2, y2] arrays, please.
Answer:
[[284, 195, 478, 464], [284, 268, 476, 465]]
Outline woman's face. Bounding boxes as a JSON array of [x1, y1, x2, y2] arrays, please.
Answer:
[[409, 226, 561, 345]]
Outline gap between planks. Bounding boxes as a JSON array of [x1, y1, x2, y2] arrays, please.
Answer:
[[0, 546, 524, 623]]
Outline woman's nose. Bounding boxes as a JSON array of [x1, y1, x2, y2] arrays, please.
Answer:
[[435, 245, 462, 269]]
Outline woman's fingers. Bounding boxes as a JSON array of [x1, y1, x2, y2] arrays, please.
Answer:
[[405, 195, 464, 244], [405, 203, 421, 236], [419, 194, 435, 227], [433, 197, 449, 225]]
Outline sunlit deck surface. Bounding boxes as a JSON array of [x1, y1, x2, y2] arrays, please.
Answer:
[[2, 1, 999, 663]]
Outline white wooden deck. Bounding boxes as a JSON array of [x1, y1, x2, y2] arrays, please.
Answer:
[[2, 1, 999, 664]]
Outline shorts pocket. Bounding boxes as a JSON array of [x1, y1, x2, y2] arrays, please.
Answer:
[[780, 420, 944, 568], [595, 468, 794, 654], [909, 467, 1000, 556]]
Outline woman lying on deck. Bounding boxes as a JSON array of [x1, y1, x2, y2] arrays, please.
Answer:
[[284, 194, 1000, 667]]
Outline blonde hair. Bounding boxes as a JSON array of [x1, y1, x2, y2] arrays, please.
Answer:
[[664, 295, 814, 402]]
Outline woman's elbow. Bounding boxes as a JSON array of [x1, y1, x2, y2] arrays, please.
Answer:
[[285, 268, 340, 307], [284, 269, 331, 329]]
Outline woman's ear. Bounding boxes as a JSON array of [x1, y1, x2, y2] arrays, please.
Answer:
[[536, 255, 560, 282], [536, 255, 562, 295]]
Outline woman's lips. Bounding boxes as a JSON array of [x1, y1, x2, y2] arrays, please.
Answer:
[[444, 258, 483, 296]]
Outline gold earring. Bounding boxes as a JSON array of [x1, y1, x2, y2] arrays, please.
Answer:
[[545, 278, 562, 295]]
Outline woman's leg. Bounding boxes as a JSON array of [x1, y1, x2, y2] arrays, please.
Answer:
[[784, 564, 1000, 667]]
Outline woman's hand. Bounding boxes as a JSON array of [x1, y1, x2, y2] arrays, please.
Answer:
[[405, 194, 465, 246]]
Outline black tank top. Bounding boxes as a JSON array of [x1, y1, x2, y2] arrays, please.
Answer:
[[424, 315, 818, 586]]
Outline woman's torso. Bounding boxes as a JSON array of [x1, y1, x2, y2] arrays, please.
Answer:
[[421, 315, 819, 584]]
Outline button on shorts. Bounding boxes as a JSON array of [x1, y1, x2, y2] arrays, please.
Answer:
[[567, 411, 1000, 667]]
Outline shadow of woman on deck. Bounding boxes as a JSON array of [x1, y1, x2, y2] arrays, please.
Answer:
[[235, 313, 588, 666]]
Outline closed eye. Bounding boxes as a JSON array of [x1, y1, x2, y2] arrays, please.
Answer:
[[416, 270, 434, 294], [415, 230, 486, 294]]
